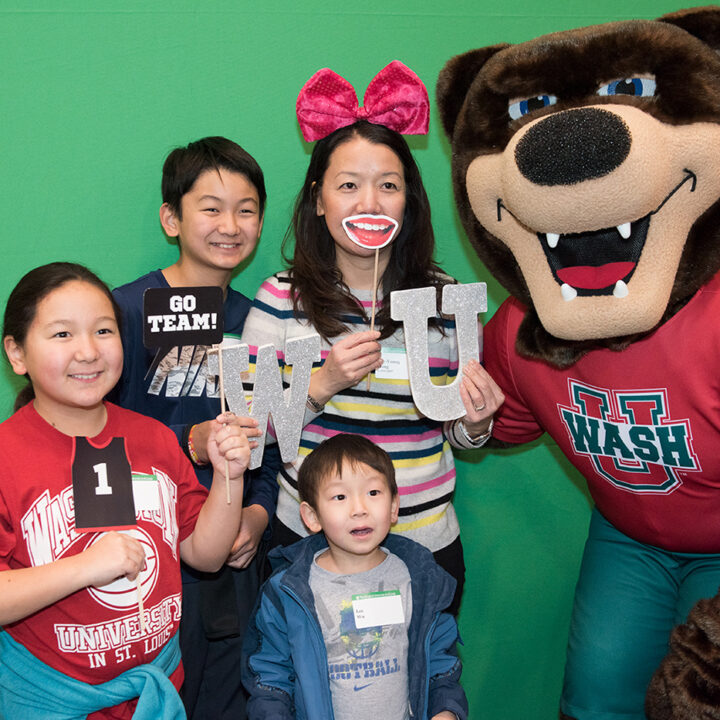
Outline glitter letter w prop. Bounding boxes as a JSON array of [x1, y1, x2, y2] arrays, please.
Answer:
[[209, 335, 320, 469]]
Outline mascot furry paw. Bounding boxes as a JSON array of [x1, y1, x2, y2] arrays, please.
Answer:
[[646, 593, 720, 720], [437, 6, 720, 719]]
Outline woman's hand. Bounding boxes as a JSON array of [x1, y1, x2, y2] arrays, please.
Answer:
[[309, 330, 383, 404], [458, 359, 505, 436]]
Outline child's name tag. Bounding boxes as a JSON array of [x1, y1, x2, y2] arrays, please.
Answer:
[[352, 590, 405, 628], [132, 473, 160, 512], [374, 347, 409, 380]]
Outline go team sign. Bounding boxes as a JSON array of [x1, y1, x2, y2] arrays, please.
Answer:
[[143, 287, 224, 348]]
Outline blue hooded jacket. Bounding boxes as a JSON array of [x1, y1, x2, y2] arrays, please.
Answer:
[[242, 533, 468, 719]]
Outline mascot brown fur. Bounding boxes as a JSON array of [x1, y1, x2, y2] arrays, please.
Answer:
[[647, 593, 720, 719], [437, 6, 720, 720], [438, 6, 720, 367]]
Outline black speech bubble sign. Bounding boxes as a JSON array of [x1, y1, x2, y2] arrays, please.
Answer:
[[73, 437, 136, 532], [143, 286, 224, 349]]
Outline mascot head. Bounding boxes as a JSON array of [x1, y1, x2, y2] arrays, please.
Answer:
[[437, 7, 720, 366]]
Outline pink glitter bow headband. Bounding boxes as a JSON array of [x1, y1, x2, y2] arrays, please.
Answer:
[[296, 60, 429, 142]]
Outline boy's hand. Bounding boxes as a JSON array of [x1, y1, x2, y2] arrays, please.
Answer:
[[81, 531, 145, 587], [431, 713, 459, 720], [207, 412, 252, 481], [193, 415, 261, 464], [310, 330, 383, 403], [226, 504, 269, 569]]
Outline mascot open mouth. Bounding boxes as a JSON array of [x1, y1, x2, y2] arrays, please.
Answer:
[[508, 169, 697, 300], [539, 216, 649, 299]]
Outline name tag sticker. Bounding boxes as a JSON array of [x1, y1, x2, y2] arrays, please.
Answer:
[[132, 474, 160, 512], [352, 590, 404, 628], [375, 347, 409, 380]]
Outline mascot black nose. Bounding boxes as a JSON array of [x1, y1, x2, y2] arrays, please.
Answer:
[[514, 107, 632, 186]]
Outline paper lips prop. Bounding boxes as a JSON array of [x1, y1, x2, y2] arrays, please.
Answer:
[[342, 214, 400, 249]]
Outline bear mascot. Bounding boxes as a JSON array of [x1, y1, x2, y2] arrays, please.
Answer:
[[436, 6, 720, 720]]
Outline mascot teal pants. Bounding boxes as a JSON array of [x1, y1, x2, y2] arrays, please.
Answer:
[[561, 508, 720, 720]]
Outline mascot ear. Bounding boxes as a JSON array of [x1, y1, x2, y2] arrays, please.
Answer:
[[436, 44, 508, 139], [659, 6, 720, 50]]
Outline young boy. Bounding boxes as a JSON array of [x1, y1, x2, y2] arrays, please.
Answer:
[[242, 434, 468, 720], [111, 137, 280, 720]]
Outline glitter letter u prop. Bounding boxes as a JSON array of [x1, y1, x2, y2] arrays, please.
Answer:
[[391, 283, 487, 421], [209, 334, 321, 468]]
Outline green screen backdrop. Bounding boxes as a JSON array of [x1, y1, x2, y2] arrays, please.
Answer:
[[0, 1, 684, 716]]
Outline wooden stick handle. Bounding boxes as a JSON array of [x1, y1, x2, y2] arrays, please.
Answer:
[[137, 576, 146, 634], [216, 344, 231, 505], [366, 249, 380, 391]]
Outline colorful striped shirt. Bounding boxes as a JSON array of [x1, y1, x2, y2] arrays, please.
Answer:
[[241, 272, 467, 552]]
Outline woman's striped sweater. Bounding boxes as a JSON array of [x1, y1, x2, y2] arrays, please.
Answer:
[[241, 271, 467, 552]]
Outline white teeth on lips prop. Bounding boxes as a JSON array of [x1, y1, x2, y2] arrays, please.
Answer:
[[342, 214, 400, 249]]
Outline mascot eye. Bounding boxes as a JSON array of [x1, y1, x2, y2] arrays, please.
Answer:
[[597, 77, 657, 98], [508, 94, 558, 120]]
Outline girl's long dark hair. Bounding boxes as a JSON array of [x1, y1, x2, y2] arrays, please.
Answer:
[[3, 262, 121, 412], [283, 120, 446, 341]]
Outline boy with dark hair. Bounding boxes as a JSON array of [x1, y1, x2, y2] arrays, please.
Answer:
[[111, 136, 279, 720], [160, 136, 267, 226], [243, 434, 468, 720]]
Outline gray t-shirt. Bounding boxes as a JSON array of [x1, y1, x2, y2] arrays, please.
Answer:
[[309, 549, 412, 720]]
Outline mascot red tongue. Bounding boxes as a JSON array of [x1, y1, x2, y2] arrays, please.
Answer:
[[555, 261, 636, 291], [437, 7, 720, 719]]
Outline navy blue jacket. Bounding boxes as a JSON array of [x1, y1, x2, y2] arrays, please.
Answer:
[[242, 533, 468, 719]]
